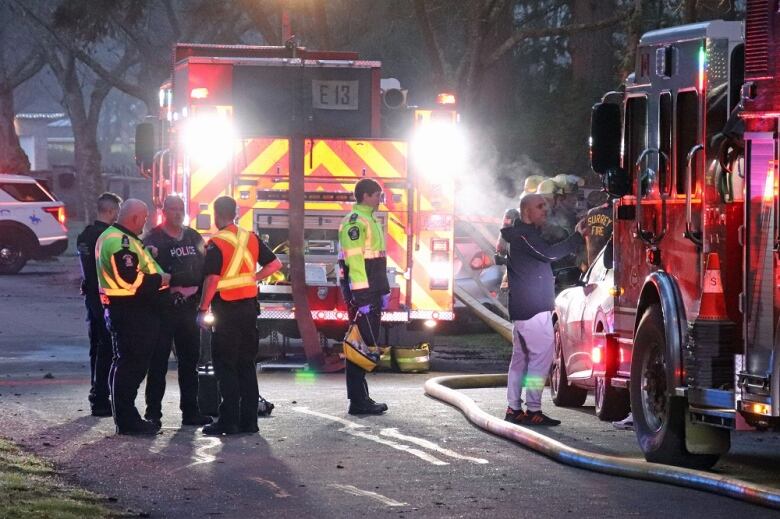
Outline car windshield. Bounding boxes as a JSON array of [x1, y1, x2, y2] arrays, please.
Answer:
[[0, 181, 54, 202]]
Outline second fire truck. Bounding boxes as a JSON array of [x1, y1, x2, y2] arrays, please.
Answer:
[[587, 2, 780, 468], [136, 43, 461, 356]]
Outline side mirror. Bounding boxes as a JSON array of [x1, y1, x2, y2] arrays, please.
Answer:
[[590, 102, 621, 174], [135, 122, 157, 178], [605, 167, 630, 198], [555, 266, 583, 291]]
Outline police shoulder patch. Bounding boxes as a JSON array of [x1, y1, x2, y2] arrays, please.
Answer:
[[121, 235, 130, 248], [348, 226, 360, 241], [349, 213, 359, 223]]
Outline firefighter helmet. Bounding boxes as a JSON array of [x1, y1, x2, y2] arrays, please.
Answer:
[[536, 179, 559, 196], [523, 175, 545, 193]]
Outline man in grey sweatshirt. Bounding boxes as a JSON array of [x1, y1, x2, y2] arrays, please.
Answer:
[[500, 192, 586, 426]]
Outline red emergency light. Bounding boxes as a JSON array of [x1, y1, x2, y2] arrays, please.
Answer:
[[191, 87, 209, 100], [436, 93, 456, 105]]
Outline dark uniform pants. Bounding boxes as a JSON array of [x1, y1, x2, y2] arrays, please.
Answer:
[[105, 304, 160, 430], [86, 296, 112, 409], [145, 299, 201, 421], [346, 299, 381, 403], [211, 299, 259, 429]]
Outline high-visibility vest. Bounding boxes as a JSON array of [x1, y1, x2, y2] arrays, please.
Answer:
[[210, 224, 259, 301], [338, 203, 386, 291], [96, 226, 163, 298]]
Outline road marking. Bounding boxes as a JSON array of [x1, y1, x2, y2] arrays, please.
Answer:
[[168, 436, 223, 473], [293, 407, 448, 466], [329, 484, 407, 507], [250, 477, 291, 498], [379, 428, 488, 464], [293, 407, 365, 429]]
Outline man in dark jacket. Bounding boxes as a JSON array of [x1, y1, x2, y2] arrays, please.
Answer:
[[77, 192, 122, 417], [500, 192, 585, 426], [143, 195, 212, 428]]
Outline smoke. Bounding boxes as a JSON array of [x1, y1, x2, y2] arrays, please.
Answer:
[[455, 135, 547, 219]]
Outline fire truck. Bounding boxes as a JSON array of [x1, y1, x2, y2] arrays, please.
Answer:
[[588, 4, 780, 468], [135, 43, 459, 356]]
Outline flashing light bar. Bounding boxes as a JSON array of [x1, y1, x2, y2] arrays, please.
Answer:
[[698, 46, 705, 92]]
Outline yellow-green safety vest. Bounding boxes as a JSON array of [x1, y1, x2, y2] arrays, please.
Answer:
[[338, 203, 386, 291], [96, 225, 163, 298]]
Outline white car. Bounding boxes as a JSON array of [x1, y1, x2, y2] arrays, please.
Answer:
[[0, 174, 68, 274], [550, 240, 630, 421]]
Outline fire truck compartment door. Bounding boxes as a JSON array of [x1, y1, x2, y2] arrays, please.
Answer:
[[742, 133, 779, 408]]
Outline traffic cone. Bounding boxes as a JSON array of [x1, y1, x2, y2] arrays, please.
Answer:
[[698, 252, 728, 321]]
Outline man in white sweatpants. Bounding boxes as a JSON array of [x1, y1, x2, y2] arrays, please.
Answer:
[[500, 192, 586, 426]]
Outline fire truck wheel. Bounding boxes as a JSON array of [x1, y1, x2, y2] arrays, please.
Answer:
[[594, 376, 630, 421], [630, 305, 719, 469], [550, 322, 588, 407]]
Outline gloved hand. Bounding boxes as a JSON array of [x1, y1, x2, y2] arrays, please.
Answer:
[[357, 304, 372, 315], [381, 293, 391, 310]]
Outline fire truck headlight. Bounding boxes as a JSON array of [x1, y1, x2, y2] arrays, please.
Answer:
[[411, 122, 467, 182], [182, 113, 237, 168], [429, 259, 451, 289]]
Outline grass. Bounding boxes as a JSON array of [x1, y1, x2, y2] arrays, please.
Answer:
[[0, 438, 119, 519]]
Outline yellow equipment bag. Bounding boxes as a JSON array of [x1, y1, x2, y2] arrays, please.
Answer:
[[393, 343, 431, 373], [343, 324, 378, 372]]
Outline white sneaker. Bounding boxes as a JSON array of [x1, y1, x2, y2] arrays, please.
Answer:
[[612, 413, 634, 430]]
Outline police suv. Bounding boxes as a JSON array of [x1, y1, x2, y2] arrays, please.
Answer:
[[0, 174, 68, 274]]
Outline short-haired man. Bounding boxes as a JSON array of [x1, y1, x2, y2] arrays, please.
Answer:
[[338, 178, 389, 415], [197, 196, 282, 435], [77, 192, 122, 417], [143, 195, 212, 428], [96, 199, 171, 435], [500, 192, 586, 426]]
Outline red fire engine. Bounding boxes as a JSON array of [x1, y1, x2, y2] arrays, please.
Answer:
[[135, 43, 461, 360], [588, 4, 780, 468]]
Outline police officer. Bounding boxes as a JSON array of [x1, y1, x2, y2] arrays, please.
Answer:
[[143, 195, 212, 428], [77, 192, 122, 417], [197, 196, 282, 435], [96, 199, 171, 435], [338, 178, 390, 416]]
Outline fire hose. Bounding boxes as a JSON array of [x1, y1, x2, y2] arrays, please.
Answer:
[[424, 374, 780, 510]]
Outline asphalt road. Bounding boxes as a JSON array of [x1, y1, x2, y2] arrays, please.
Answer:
[[1, 257, 779, 518]]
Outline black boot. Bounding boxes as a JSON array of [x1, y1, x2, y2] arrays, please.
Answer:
[[348, 400, 387, 415]]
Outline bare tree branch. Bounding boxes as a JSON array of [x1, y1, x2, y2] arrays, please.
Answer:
[[239, 0, 279, 44], [413, 0, 447, 89], [11, 0, 151, 106], [162, 0, 181, 41], [484, 12, 626, 68], [310, 0, 330, 49], [8, 51, 44, 90]]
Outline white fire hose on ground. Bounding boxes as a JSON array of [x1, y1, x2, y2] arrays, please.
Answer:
[[424, 374, 780, 511]]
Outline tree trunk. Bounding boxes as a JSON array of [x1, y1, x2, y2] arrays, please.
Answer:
[[0, 86, 30, 173], [569, 0, 617, 86], [72, 117, 103, 223]]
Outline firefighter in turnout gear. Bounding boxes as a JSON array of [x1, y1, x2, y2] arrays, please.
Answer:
[[338, 178, 390, 415], [197, 196, 282, 435], [77, 192, 122, 417], [96, 199, 171, 435]]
